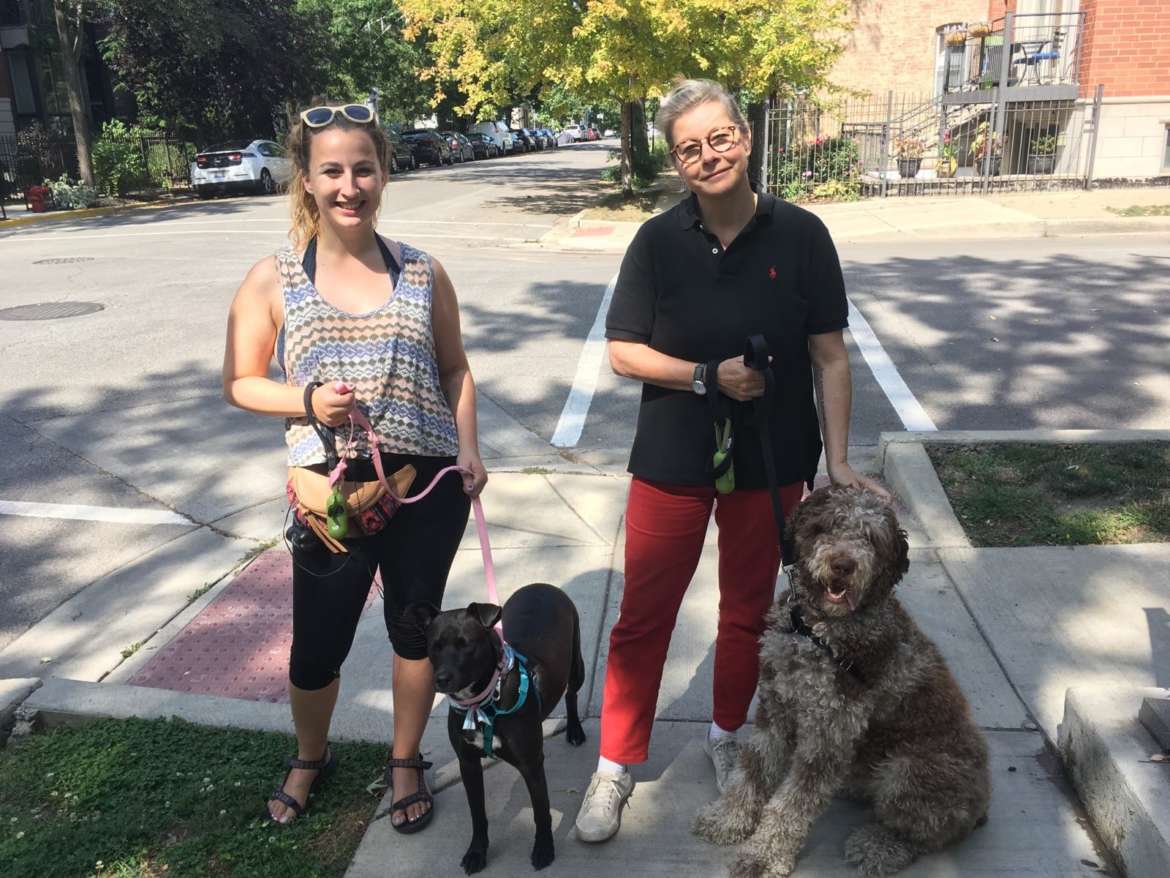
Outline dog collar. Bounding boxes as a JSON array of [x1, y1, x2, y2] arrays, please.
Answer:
[[788, 603, 865, 683], [450, 642, 537, 757]]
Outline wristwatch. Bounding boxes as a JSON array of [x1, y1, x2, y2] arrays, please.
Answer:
[[692, 362, 708, 395]]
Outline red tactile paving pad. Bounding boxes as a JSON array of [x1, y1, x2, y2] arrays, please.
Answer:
[[128, 548, 297, 703]]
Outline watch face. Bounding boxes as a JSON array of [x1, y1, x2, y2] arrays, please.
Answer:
[[693, 378, 707, 395]]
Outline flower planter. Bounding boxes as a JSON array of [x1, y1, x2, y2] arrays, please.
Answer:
[[897, 158, 922, 179], [978, 156, 1002, 176], [1027, 154, 1057, 175]]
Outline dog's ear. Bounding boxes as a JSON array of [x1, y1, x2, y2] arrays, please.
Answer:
[[403, 602, 440, 633], [468, 602, 502, 629]]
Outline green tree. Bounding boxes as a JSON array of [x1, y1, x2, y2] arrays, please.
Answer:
[[100, 0, 330, 143], [295, 1, 433, 124]]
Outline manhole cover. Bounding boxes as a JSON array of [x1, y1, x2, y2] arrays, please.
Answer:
[[0, 302, 105, 321], [33, 257, 96, 265]]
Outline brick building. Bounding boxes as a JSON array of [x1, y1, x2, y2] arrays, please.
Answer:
[[830, 0, 1170, 179]]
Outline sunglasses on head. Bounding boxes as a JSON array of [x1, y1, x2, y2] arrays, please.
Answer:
[[299, 104, 376, 128]]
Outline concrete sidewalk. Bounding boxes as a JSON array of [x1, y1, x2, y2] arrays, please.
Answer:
[[540, 185, 1170, 252], [4, 429, 1169, 876]]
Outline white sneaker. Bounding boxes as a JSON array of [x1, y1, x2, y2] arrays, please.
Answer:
[[704, 734, 739, 794], [574, 770, 635, 843]]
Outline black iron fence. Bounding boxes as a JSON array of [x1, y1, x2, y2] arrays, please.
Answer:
[[761, 86, 1104, 201], [0, 132, 196, 208]]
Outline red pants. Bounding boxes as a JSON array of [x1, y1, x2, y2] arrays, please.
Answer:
[[599, 477, 804, 764]]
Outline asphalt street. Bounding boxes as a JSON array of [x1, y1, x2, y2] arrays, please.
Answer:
[[0, 140, 1167, 653]]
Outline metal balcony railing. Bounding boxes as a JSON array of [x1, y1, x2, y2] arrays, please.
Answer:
[[940, 11, 1086, 96]]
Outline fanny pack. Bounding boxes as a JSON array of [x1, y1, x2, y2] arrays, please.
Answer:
[[287, 382, 416, 553]]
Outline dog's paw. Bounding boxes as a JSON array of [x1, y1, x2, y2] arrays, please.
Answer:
[[461, 847, 488, 875], [565, 721, 586, 747], [844, 824, 916, 876], [732, 846, 795, 878], [693, 800, 753, 846], [531, 836, 555, 870]]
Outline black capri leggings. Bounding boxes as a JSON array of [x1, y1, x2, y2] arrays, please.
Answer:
[[288, 453, 470, 690]]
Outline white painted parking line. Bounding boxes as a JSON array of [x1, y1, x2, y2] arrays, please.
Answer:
[[847, 298, 936, 432], [0, 499, 191, 526], [551, 272, 618, 448]]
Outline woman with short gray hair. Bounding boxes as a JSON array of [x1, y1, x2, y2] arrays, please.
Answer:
[[574, 78, 887, 843]]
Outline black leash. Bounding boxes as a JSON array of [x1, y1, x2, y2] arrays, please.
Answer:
[[744, 335, 797, 567]]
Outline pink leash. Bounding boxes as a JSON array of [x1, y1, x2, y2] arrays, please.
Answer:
[[327, 392, 502, 633]]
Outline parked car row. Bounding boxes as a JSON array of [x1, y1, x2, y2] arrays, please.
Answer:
[[189, 122, 569, 198], [559, 124, 604, 143]]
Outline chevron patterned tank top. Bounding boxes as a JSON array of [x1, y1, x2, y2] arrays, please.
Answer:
[[276, 238, 459, 465]]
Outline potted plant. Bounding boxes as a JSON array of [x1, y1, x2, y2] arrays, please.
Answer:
[[1027, 133, 1059, 174], [937, 132, 958, 178], [894, 134, 926, 178], [968, 121, 1002, 176], [969, 22, 992, 39], [945, 29, 968, 47]]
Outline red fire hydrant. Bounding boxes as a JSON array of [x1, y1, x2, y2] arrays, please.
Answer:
[[27, 185, 51, 213]]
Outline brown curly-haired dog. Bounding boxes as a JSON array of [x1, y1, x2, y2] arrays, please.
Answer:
[[693, 486, 989, 877]]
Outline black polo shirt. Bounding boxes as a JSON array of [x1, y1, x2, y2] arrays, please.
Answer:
[[605, 191, 848, 489]]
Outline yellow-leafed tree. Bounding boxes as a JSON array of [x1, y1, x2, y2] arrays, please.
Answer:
[[401, 0, 850, 192]]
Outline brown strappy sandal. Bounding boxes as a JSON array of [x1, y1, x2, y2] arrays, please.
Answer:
[[385, 754, 435, 834], [266, 747, 338, 823]]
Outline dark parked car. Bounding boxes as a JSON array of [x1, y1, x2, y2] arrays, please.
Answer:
[[509, 128, 537, 152], [401, 130, 453, 166], [385, 129, 416, 173], [465, 132, 501, 159], [440, 131, 475, 163], [535, 127, 557, 149]]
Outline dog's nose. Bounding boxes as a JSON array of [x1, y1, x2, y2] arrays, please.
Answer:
[[434, 670, 454, 690], [830, 557, 857, 577]]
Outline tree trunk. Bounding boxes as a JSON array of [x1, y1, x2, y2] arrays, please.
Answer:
[[619, 101, 633, 195], [52, 0, 94, 187], [630, 100, 649, 172]]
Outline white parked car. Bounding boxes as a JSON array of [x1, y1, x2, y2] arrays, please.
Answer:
[[191, 139, 292, 198], [469, 121, 514, 154], [560, 124, 583, 143]]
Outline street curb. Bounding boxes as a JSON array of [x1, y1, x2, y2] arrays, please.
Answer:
[[878, 434, 970, 549], [881, 428, 1170, 445], [0, 196, 207, 229], [877, 428, 1170, 549], [1059, 685, 1170, 878]]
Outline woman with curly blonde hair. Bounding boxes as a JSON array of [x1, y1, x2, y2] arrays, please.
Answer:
[[223, 100, 486, 833]]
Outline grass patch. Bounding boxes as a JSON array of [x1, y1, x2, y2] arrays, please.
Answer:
[[1106, 204, 1170, 217], [0, 717, 387, 878], [581, 183, 668, 222], [928, 442, 1170, 547]]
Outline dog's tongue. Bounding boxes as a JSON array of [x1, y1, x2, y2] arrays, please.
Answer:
[[845, 591, 858, 611]]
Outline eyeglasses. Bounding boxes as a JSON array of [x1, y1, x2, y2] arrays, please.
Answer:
[[299, 104, 376, 128], [670, 125, 741, 166]]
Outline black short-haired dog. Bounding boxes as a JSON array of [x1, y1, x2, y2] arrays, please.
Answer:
[[407, 583, 587, 874]]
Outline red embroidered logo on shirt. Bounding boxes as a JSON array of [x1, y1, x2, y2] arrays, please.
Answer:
[[768, 266, 778, 280]]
